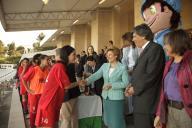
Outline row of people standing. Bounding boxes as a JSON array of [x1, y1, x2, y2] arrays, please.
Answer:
[[16, 54, 51, 128], [78, 24, 192, 128], [15, 23, 192, 128], [123, 25, 192, 128], [16, 46, 82, 128], [15, 44, 107, 128], [22, 54, 50, 128]]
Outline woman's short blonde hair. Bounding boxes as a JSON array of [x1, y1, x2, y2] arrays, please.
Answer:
[[106, 47, 120, 60]]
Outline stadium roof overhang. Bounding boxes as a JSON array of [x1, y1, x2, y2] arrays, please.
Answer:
[[0, 0, 124, 32], [0, 0, 124, 47]]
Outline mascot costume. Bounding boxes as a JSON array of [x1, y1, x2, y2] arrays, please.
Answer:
[[140, 0, 182, 127], [141, 0, 181, 47]]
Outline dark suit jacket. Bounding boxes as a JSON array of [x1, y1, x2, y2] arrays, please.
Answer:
[[132, 41, 165, 114], [85, 63, 104, 96], [75, 62, 84, 78], [93, 64, 104, 96]]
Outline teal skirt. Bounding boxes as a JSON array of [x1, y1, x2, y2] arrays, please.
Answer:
[[103, 99, 126, 128]]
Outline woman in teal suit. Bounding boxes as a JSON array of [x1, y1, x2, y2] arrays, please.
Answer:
[[81, 47, 129, 128]]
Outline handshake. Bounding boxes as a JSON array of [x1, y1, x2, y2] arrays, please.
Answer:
[[77, 80, 87, 87]]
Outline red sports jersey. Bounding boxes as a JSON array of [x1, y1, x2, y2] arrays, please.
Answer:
[[23, 66, 49, 94], [35, 63, 70, 127], [23, 65, 49, 128], [18, 66, 27, 94]]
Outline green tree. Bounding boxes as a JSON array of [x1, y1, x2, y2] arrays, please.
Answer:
[[27, 48, 31, 53], [33, 42, 41, 52], [32, 32, 56, 52], [4, 46, 8, 55], [16, 46, 25, 55], [0, 40, 5, 56], [7, 42, 16, 56], [37, 32, 45, 41], [41, 46, 56, 51], [33, 32, 46, 52]]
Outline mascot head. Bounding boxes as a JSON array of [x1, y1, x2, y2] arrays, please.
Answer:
[[141, 0, 181, 33]]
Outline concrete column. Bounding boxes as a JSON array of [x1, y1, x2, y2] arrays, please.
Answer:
[[91, 9, 113, 52], [91, 11, 99, 52], [134, 0, 144, 26], [91, 9, 112, 52], [91, 1, 135, 51], [85, 24, 91, 50], [181, 0, 192, 29], [56, 34, 71, 48], [112, 0, 135, 47], [71, 24, 91, 53]]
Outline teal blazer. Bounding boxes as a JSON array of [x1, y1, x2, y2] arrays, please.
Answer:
[[87, 62, 129, 100]]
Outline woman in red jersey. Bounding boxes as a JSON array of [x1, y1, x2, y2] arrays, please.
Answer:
[[25, 54, 42, 112], [22, 54, 49, 128], [35, 46, 80, 128], [15, 61, 24, 102], [18, 58, 30, 114]]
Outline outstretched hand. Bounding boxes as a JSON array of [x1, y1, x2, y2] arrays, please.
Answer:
[[78, 80, 87, 86]]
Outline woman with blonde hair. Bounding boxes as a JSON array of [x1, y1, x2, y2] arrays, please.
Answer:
[[80, 47, 129, 128]]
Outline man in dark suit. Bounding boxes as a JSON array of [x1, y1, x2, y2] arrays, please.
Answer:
[[84, 56, 104, 96], [125, 24, 165, 128]]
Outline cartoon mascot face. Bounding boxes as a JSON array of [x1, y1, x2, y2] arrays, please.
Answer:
[[141, 0, 181, 46]]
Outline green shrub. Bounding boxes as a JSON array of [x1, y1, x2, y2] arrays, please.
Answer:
[[0, 56, 21, 64]]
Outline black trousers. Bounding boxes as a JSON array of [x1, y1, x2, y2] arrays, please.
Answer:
[[134, 113, 155, 128]]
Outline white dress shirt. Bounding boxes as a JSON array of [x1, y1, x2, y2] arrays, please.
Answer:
[[139, 41, 150, 55], [142, 41, 150, 50]]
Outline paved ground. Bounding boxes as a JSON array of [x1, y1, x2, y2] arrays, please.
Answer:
[[0, 89, 13, 128]]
